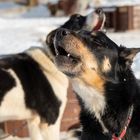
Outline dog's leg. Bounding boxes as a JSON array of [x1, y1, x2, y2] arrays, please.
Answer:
[[40, 111, 65, 140], [40, 94, 67, 140], [28, 115, 43, 140], [40, 122, 60, 140]]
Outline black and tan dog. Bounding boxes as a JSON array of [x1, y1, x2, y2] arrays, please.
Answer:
[[53, 28, 140, 140], [0, 9, 105, 140]]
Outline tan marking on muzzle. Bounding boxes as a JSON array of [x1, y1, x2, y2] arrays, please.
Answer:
[[62, 34, 105, 92], [63, 35, 98, 70]]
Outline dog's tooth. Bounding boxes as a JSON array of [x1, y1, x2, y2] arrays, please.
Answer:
[[67, 54, 70, 57]]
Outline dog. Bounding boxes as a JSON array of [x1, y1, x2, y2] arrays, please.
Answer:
[[53, 28, 140, 140], [46, 8, 105, 66], [0, 9, 105, 140]]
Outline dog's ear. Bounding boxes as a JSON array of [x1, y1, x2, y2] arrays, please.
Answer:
[[119, 46, 140, 67], [93, 18, 105, 31], [93, 9, 106, 31]]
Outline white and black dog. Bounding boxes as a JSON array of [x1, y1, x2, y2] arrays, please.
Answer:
[[0, 9, 105, 140]]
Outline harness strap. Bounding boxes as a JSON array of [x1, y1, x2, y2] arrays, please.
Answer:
[[112, 105, 134, 140]]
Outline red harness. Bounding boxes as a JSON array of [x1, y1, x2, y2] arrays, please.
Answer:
[[112, 105, 134, 140]]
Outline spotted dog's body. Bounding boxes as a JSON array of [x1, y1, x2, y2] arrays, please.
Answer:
[[54, 29, 140, 140], [0, 48, 68, 140], [0, 10, 105, 140]]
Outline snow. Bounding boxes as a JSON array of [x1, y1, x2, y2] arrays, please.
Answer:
[[0, 2, 21, 10], [0, 18, 140, 79], [92, 0, 140, 7], [0, 1, 140, 140], [0, 18, 68, 53]]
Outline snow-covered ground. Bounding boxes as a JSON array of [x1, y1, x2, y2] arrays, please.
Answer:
[[0, 1, 140, 140], [0, 18, 140, 79]]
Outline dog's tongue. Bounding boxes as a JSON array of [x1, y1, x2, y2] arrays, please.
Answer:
[[92, 19, 104, 31]]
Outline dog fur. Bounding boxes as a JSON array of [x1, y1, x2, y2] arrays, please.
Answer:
[[53, 29, 140, 140], [0, 48, 68, 140], [0, 10, 104, 140]]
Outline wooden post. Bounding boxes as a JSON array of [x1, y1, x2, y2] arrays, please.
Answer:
[[15, 0, 38, 6], [116, 6, 133, 31], [61, 84, 80, 131], [29, 0, 38, 6]]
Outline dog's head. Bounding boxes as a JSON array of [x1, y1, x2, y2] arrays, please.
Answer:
[[46, 9, 105, 60], [60, 8, 105, 31], [53, 28, 140, 91]]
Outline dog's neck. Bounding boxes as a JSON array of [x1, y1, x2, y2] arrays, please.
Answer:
[[73, 78, 106, 114], [72, 68, 140, 135], [72, 78, 107, 121]]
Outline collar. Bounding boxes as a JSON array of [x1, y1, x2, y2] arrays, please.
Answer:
[[112, 105, 134, 140]]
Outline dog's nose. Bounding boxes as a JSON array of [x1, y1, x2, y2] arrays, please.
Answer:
[[61, 29, 69, 36], [57, 28, 69, 37], [95, 8, 103, 15], [54, 28, 70, 42], [55, 28, 70, 40]]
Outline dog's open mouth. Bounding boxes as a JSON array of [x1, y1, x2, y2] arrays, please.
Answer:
[[53, 34, 83, 76], [84, 8, 106, 31], [55, 44, 80, 65]]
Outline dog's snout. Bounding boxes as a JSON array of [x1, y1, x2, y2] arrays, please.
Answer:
[[56, 29, 69, 39], [95, 8, 103, 15]]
